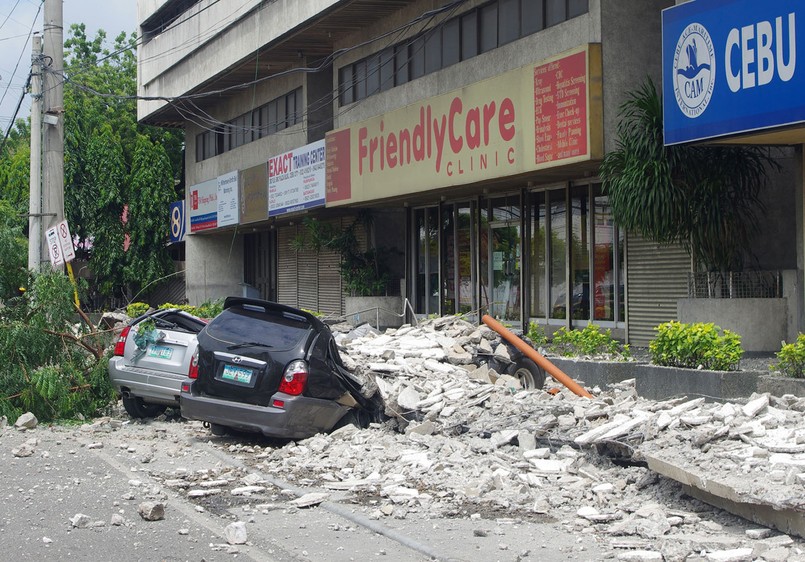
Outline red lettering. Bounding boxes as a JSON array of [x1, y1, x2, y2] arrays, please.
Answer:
[[466, 106, 481, 150], [358, 127, 368, 175], [499, 98, 515, 142], [449, 97, 463, 153], [387, 132, 398, 168]]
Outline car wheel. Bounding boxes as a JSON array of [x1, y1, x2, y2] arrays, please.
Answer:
[[122, 396, 167, 419], [209, 423, 229, 436], [507, 358, 546, 390], [332, 410, 364, 431]]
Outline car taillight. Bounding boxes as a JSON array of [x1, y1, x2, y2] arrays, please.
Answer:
[[188, 351, 199, 379], [113, 326, 131, 356], [278, 360, 308, 396]]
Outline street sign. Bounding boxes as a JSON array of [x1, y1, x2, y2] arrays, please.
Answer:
[[56, 220, 76, 262], [45, 226, 64, 267]]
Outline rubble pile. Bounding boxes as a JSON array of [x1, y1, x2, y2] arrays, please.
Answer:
[[233, 316, 805, 559]]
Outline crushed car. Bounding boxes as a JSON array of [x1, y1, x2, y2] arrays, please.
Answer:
[[180, 297, 383, 439], [108, 308, 207, 418]]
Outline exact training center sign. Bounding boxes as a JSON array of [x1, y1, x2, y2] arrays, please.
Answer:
[[662, 0, 803, 145]]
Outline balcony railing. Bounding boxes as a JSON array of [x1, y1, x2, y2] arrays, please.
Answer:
[[687, 271, 782, 299]]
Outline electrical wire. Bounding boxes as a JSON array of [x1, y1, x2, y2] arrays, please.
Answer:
[[0, 0, 41, 112], [0, 0, 24, 33]]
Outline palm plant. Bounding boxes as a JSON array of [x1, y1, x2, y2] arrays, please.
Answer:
[[600, 78, 777, 272]]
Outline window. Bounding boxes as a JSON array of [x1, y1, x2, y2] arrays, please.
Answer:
[[479, 4, 498, 54], [443, 18, 460, 67], [460, 11, 478, 61], [380, 47, 395, 91], [394, 45, 409, 85], [569, 0, 588, 19], [546, 0, 567, 27], [410, 36, 425, 80], [366, 54, 381, 96], [522, 0, 544, 35], [339, 65, 354, 105], [355, 59, 367, 100], [499, 0, 520, 45], [424, 28, 442, 74]]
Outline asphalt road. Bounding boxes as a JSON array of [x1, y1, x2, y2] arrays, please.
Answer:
[[0, 416, 607, 562]]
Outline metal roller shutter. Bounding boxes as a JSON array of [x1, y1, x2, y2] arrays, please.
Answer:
[[277, 225, 298, 307], [626, 233, 690, 347]]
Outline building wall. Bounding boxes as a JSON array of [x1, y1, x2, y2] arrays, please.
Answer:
[[185, 231, 245, 304]]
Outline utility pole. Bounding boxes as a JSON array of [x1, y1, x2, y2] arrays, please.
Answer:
[[28, 34, 43, 271], [42, 0, 64, 269]]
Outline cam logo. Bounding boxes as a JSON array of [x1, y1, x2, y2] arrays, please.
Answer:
[[673, 23, 716, 118]]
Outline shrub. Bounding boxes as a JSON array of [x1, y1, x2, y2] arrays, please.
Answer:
[[550, 324, 631, 360], [159, 299, 223, 319], [126, 302, 150, 318], [526, 322, 548, 347], [649, 321, 743, 371], [773, 334, 805, 379]]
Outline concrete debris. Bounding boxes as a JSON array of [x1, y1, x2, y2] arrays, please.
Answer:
[[137, 501, 165, 521], [224, 521, 248, 545], [69, 513, 91, 528], [288, 492, 329, 508], [14, 412, 37, 430]]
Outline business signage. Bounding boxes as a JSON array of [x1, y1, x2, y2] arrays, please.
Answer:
[[326, 44, 603, 206], [268, 140, 326, 217], [240, 163, 269, 224], [169, 201, 186, 243], [189, 178, 218, 232], [663, 0, 803, 145], [217, 170, 239, 227]]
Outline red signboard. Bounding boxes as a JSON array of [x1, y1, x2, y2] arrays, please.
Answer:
[[325, 129, 352, 203], [534, 51, 588, 165]]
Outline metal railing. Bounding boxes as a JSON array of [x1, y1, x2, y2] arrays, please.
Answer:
[[687, 271, 782, 299]]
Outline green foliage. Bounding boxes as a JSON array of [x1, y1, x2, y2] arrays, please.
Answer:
[[126, 302, 150, 318], [0, 271, 115, 422], [292, 212, 392, 297], [0, 201, 27, 301], [550, 324, 631, 360], [158, 300, 224, 319], [649, 321, 743, 371], [526, 322, 548, 347], [773, 334, 805, 379], [600, 78, 777, 272]]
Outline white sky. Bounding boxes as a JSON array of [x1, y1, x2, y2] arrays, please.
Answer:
[[0, 0, 138, 135]]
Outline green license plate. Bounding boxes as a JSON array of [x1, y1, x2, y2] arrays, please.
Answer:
[[147, 345, 173, 359], [221, 364, 253, 384]]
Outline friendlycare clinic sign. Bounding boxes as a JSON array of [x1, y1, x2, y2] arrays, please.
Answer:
[[326, 44, 602, 206], [663, 0, 804, 145]]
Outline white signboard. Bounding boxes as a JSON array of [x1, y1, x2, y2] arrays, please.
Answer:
[[268, 140, 326, 217], [189, 178, 218, 232], [45, 226, 64, 267], [217, 170, 239, 227], [56, 220, 76, 262]]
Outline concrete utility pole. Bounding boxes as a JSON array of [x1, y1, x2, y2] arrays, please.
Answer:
[[27, 34, 43, 271], [42, 0, 64, 269]]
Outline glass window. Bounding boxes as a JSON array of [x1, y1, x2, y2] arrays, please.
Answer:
[[380, 48, 395, 91], [355, 60, 367, 100], [529, 192, 547, 318], [546, 0, 566, 27], [480, 4, 498, 53], [285, 92, 296, 128], [424, 28, 442, 74], [276, 97, 287, 131], [461, 11, 478, 60], [522, 0, 544, 36], [394, 45, 409, 85], [548, 190, 567, 320], [295, 88, 304, 125], [568, 0, 588, 18], [268, 100, 278, 135], [195, 133, 204, 162], [366, 54, 381, 96], [499, 0, 520, 45], [410, 36, 425, 79], [340, 65, 354, 105], [593, 189, 615, 322], [443, 17, 460, 67], [570, 186, 590, 321]]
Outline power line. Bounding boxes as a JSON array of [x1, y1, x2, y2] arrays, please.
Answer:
[[0, 0, 41, 111]]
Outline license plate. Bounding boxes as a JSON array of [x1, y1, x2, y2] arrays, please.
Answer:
[[147, 345, 173, 359], [221, 364, 253, 384]]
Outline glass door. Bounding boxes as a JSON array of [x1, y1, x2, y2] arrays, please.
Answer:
[[481, 196, 521, 324], [412, 207, 440, 316], [441, 202, 476, 316]]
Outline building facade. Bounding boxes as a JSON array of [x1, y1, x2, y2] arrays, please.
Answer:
[[137, 0, 803, 348]]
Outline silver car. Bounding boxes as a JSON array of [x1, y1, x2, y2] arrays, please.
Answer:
[[108, 308, 207, 418]]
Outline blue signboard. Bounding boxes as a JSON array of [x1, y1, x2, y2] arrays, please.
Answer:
[[663, 0, 804, 145], [169, 200, 186, 244]]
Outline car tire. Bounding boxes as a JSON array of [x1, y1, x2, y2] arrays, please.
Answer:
[[507, 358, 546, 390], [209, 423, 229, 437], [332, 409, 363, 431], [122, 396, 167, 419]]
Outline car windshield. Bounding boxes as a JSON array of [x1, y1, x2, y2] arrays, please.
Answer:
[[206, 307, 311, 351]]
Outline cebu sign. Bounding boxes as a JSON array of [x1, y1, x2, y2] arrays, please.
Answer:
[[663, 0, 802, 145], [326, 44, 602, 206]]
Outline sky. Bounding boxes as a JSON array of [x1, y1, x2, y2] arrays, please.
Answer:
[[0, 0, 137, 135]]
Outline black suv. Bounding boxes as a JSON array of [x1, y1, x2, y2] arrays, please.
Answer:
[[180, 297, 381, 439]]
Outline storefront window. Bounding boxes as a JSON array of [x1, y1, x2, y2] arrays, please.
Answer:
[[414, 207, 439, 315], [570, 186, 590, 321], [593, 190, 616, 322], [486, 197, 521, 322], [548, 190, 567, 320], [528, 193, 547, 318]]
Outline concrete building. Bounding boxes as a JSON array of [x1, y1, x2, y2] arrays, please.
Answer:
[[137, 0, 803, 350]]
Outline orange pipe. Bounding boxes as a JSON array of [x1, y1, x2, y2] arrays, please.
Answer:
[[482, 315, 593, 399]]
